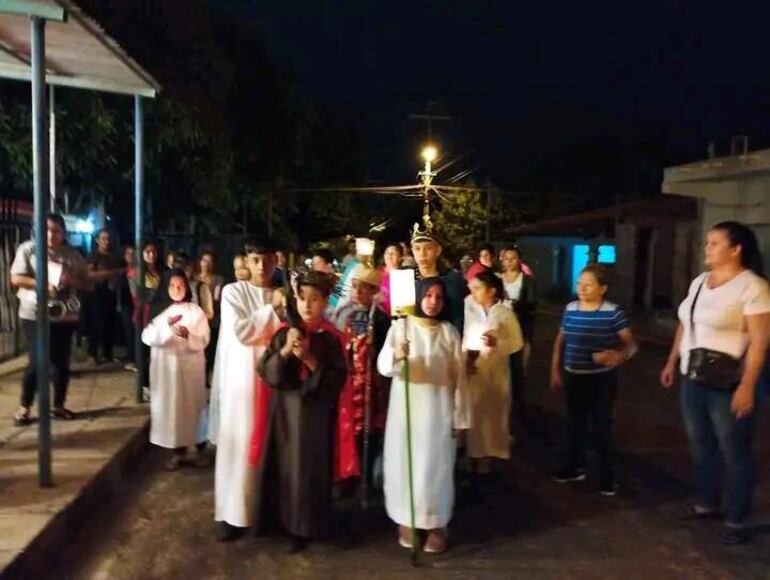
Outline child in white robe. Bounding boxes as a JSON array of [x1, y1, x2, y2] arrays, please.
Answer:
[[142, 270, 210, 470], [464, 269, 523, 473], [378, 277, 470, 555]]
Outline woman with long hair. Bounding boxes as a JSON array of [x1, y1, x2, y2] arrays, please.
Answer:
[[499, 245, 537, 430], [660, 221, 770, 545], [128, 240, 163, 397]]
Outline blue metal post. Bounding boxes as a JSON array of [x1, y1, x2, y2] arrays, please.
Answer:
[[134, 95, 145, 404], [31, 15, 52, 488]]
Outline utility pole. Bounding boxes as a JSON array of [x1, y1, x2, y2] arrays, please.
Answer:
[[409, 101, 454, 142], [419, 146, 437, 218]]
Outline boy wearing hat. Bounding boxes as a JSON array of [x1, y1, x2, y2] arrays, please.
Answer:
[[334, 265, 392, 492]]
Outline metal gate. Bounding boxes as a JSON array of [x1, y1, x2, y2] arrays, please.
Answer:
[[0, 199, 32, 362]]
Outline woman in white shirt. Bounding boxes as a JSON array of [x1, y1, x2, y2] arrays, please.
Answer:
[[660, 221, 770, 545]]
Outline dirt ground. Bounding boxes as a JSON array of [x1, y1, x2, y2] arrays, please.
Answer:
[[61, 314, 770, 580]]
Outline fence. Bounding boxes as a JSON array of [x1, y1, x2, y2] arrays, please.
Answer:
[[0, 200, 32, 362]]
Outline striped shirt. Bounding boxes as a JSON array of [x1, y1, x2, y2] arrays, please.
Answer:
[[561, 301, 629, 374]]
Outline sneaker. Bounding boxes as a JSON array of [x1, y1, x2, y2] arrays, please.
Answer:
[[286, 535, 310, 554], [675, 505, 721, 521], [142, 386, 151, 402], [599, 484, 618, 497], [216, 522, 245, 542], [552, 469, 587, 483], [721, 526, 750, 546], [194, 448, 213, 468], [124, 362, 138, 372]]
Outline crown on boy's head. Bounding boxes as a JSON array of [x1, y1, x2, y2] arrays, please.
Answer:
[[410, 214, 436, 244]]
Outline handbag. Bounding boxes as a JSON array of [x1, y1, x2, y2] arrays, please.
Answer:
[[686, 279, 742, 391]]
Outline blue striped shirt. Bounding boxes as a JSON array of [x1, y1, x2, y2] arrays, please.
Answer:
[[561, 301, 629, 373]]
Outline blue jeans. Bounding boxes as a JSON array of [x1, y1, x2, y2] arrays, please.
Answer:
[[679, 380, 759, 525]]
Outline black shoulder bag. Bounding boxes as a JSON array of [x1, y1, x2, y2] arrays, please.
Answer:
[[686, 279, 742, 391]]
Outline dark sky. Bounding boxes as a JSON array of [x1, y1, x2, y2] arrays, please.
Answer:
[[213, 0, 770, 192]]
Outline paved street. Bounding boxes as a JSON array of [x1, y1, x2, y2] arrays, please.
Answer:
[[62, 313, 770, 580]]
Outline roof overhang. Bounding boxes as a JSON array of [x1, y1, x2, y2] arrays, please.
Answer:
[[511, 195, 698, 237], [663, 148, 770, 194], [0, 0, 160, 97]]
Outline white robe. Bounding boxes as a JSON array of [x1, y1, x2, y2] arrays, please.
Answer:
[[142, 303, 210, 449], [378, 317, 471, 530], [463, 297, 523, 459], [209, 281, 279, 527]]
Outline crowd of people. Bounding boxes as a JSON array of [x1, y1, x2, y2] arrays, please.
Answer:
[[8, 214, 770, 552]]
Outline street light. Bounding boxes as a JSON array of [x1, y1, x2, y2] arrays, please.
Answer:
[[421, 145, 437, 163]]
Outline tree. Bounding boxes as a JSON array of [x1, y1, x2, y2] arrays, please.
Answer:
[[432, 182, 488, 261]]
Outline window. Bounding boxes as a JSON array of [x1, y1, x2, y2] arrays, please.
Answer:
[[598, 245, 616, 264]]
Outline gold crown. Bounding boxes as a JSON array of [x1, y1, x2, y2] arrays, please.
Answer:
[[410, 214, 436, 243]]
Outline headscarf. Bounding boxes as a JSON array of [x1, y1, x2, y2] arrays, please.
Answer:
[[414, 276, 448, 321], [149, 268, 193, 319]]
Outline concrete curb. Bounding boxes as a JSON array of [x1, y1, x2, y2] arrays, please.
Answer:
[[0, 355, 27, 379], [0, 419, 150, 580]]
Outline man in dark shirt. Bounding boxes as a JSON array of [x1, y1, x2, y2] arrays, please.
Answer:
[[86, 229, 123, 364]]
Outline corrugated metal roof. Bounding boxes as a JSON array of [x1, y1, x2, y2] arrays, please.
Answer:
[[0, 0, 159, 96]]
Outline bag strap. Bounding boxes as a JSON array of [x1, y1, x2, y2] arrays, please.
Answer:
[[689, 278, 706, 348]]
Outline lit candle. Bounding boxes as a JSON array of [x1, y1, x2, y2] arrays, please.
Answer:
[[390, 269, 416, 317], [355, 237, 375, 258]]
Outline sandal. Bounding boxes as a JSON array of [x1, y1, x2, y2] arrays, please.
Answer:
[[51, 407, 76, 420], [13, 407, 31, 426], [424, 528, 448, 554], [398, 525, 415, 549]]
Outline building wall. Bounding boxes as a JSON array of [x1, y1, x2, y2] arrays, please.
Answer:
[[517, 235, 614, 300], [688, 176, 770, 277]]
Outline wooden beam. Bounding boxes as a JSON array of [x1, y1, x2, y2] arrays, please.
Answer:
[[0, 0, 67, 22], [0, 67, 157, 97]]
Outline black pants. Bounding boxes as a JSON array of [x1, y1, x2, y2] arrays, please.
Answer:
[[140, 344, 151, 388], [87, 290, 117, 360], [564, 370, 618, 487], [121, 310, 135, 362], [21, 319, 76, 408], [205, 325, 219, 386], [509, 350, 526, 428]]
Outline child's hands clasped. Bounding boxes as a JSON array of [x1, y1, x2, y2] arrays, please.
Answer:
[[281, 327, 304, 358]]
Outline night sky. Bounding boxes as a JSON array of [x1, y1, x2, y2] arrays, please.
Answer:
[[213, 0, 770, 194]]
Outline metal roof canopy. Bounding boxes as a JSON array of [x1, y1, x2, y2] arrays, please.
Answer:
[[0, 0, 157, 488], [0, 0, 160, 97]]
